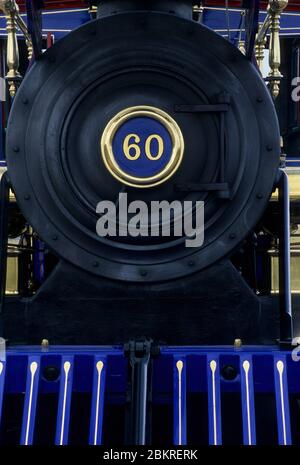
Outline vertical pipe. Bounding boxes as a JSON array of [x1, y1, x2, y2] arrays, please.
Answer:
[[20, 356, 40, 445], [278, 168, 293, 343], [240, 355, 256, 445], [173, 357, 187, 445], [207, 355, 222, 445], [55, 356, 74, 445], [0, 171, 9, 333], [273, 356, 292, 445], [130, 354, 150, 445], [89, 356, 106, 445]]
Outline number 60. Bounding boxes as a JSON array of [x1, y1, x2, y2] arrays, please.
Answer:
[[123, 133, 164, 161]]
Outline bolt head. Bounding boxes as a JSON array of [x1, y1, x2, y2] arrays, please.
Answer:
[[234, 338, 242, 348]]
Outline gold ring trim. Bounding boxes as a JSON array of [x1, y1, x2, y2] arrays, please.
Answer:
[[100, 106, 184, 188]]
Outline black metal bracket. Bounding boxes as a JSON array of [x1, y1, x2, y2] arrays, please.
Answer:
[[276, 168, 293, 346], [174, 104, 229, 113], [243, 0, 260, 60], [174, 93, 231, 199], [124, 338, 160, 445], [26, 0, 44, 60], [0, 171, 10, 336]]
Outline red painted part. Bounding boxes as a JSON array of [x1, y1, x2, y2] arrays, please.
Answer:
[[47, 31, 53, 47], [15, 0, 300, 12], [17, 0, 88, 10], [205, 0, 300, 11]]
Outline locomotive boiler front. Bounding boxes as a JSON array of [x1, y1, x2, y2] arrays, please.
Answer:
[[6, 0, 280, 284]]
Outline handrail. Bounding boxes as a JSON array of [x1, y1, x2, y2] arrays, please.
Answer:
[[255, 0, 288, 99], [0, 0, 33, 97]]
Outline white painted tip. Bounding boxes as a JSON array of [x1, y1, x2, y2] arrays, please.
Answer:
[[243, 360, 250, 372], [96, 360, 104, 372], [30, 361, 38, 375], [210, 360, 217, 372], [64, 361, 71, 374], [277, 360, 284, 374], [176, 360, 183, 372]]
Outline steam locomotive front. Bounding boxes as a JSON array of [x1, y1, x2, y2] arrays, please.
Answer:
[[1, 0, 300, 448], [5, 0, 280, 284]]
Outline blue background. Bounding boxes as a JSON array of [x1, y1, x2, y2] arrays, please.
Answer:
[[112, 117, 173, 179]]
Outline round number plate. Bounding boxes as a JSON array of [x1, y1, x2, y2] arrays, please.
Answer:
[[101, 106, 184, 187]]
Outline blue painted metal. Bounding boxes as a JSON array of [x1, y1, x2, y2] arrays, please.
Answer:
[[273, 355, 292, 445], [20, 355, 41, 445], [286, 157, 300, 167], [203, 8, 300, 39], [0, 8, 90, 41], [239, 354, 256, 445], [0, 345, 300, 444], [89, 355, 107, 445], [173, 355, 187, 446], [207, 353, 222, 445], [55, 355, 74, 445]]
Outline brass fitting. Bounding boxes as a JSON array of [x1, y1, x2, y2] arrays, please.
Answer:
[[234, 338, 242, 348], [254, 0, 288, 98], [0, 0, 33, 97], [267, 0, 288, 98]]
